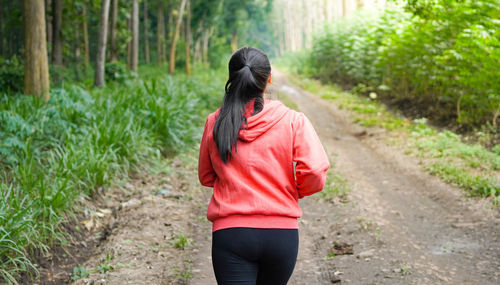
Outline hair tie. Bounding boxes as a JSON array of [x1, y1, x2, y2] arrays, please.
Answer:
[[243, 64, 251, 69]]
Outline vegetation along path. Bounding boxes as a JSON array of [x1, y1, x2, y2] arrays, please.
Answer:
[[70, 71, 499, 285]]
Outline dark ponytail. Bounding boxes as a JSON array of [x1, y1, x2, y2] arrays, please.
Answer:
[[213, 47, 271, 163]]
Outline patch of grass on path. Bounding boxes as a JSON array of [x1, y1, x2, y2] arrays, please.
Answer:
[[275, 91, 299, 111], [320, 161, 350, 203], [284, 72, 499, 206]]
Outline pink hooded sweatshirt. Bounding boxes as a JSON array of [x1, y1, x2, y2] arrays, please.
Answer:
[[198, 99, 329, 232]]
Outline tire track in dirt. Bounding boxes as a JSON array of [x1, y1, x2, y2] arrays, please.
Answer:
[[271, 70, 500, 284]]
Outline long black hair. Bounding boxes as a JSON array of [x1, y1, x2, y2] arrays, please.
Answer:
[[213, 47, 271, 164]]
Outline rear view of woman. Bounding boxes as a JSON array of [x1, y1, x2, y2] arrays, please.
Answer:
[[198, 46, 329, 285]]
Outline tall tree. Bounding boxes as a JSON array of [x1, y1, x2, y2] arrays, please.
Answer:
[[24, 0, 50, 100], [185, 0, 192, 76], [45, 0, 52, 55], [169, 0, 188, 74], [129, 0, 139, 72], [82, 5, 90, 65], [143, 0, 150, 64], [0, 2, 3, 57], [157, 2, 165, 66], [109, 0, 119, 61], [52, 0, 63, 65], [94, 0, 111, 87]]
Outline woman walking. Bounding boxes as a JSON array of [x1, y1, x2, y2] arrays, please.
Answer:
[[198, 46, 329, 285]]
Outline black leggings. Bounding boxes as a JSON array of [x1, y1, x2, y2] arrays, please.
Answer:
[[212, 228, 299, 285]]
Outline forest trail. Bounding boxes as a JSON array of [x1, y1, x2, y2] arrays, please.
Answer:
[[271, 70, 500, 284], [70, 71, 499, 285]]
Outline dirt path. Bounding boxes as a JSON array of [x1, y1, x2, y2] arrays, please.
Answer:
[[69, 71, 499, 285], [272, 70, 500, 284]]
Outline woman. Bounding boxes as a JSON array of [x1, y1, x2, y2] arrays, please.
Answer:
[[198, 46, 329, 285]]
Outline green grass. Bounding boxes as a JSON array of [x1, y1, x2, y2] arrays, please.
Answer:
[[0, 66, 224, 283], [173, 233, 191, 250], [282, 71, 499, 204], [320, 163, 350, 202], [275, 91, 299, 111]]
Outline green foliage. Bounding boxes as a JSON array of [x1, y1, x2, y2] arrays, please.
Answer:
[[284, 0, 500, 129], [96, 253, 115, 274], [0, 56, 24, 94], [173, 233, 190, 250], [105, 62, 136, 83], [320, 166, 350, 202], [71, 265, 89, 281], [0, 67, 223, 283]]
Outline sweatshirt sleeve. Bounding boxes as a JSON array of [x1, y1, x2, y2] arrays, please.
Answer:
[[198, 116, 217, 187], [293, 113, 330, 198]]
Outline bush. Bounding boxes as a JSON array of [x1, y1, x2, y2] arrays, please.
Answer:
[[286, 0, 500, 129], [0, 56, 24, 94], [105, 61, 136, 83], [0, 67, 223, 282]]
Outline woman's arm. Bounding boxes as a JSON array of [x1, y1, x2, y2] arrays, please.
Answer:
[[198, 117, 217, 187], [293, 113, 330, 198]]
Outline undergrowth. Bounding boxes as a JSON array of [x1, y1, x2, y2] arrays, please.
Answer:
[[0, 66, 224, 283]]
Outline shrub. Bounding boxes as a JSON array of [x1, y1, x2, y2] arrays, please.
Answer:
[[286, 0, 500, 129], [0, 56, 24, 94]]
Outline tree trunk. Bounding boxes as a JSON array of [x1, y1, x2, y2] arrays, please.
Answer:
[[169, 0, 187, 74], [230, 31, 238, 52], [202, 28, 209, 66], [82, 5, 90, 65], [143, 0, 150, 64], [202, 26, 213, 67], [342, 0, 348, 17], [24, 0, 50, 100], [52, 0, 63, 65], [94, 0, 111, 87], [0, 2, 3, 56], [129, 0, 139, 72], [157, 2, 165, 66], [127, 17, 131, 66], [45, 0, 52, 56], [184, 0, 191, 76], [75, 26, 81, 80], [193, 21, 202, 63], [109, 0, 118, 61]]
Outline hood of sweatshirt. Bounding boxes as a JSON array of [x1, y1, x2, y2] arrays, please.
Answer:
[[238, 99, 289, 142]]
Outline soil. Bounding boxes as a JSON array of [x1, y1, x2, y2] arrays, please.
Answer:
[[29, 70, 499, 284]]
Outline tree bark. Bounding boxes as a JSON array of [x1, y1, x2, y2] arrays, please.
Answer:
[[202, 26, 212, 67], [94, 0, 111, 87], [52, 0, 63, 65], [0, 2, 3, 57], [342, 0, 348, 17], [24, 0, 50, 100], [129, 0, 139, 72], [75, 26, 81, 80], [45, 0, 52, 56], [193, 21, 203, 63], [185, 0, 191, 76], [143, 0, 150, 64], [157, 2, 165, 66], [230, 31, 238, 53], [169, 0, 187, 74], [82, 5, 90, 65], [127, 17, 131, 66], [109, 0, 118, 61]]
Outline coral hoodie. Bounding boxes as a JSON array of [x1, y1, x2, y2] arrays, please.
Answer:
[[198, 99, 329, 232]]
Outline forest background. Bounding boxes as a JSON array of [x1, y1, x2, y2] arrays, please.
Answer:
[[0, 0, 498, 283]]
